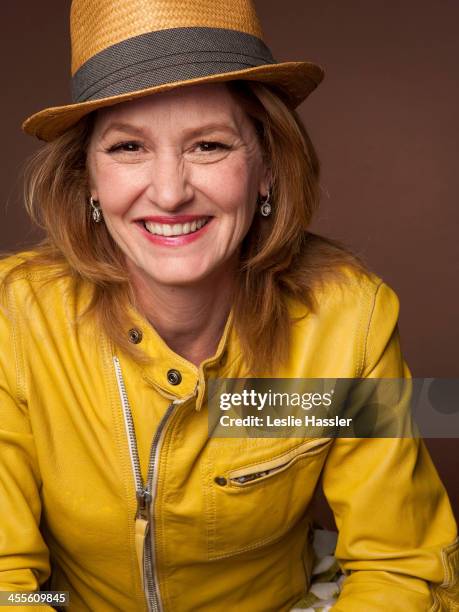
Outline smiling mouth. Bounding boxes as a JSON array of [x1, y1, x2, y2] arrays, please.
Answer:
[[141, 216, 211, 237]]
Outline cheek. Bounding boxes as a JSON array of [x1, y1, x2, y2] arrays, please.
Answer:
[[199, 158, 260, 216], [92, 162, 147, 214]]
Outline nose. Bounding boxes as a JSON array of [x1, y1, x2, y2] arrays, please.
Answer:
[[145, 151, 193, 211]]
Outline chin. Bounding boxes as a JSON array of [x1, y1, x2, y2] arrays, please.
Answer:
[[144, 267, 213, 287]]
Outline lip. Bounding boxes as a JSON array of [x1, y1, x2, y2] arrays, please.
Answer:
[[136, 214, 211, 224], [136, 217, 213, 246]]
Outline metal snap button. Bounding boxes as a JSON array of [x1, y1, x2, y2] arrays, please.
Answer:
[[128, 328, 143, 344], [214, 476, 227, 486], [167, 369, 182, 385]]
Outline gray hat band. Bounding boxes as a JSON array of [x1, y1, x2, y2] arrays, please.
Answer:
[[72, 27, 276, 103]]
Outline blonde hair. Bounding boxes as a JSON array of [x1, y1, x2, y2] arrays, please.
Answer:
[[3, 81, 366, 374]]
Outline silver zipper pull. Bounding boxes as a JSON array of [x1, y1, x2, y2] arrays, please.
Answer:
[[136, 488, 152, 520]]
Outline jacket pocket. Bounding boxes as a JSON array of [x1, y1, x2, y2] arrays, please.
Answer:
[[227, 438, 332, 486], [205, 438, 332, 560]]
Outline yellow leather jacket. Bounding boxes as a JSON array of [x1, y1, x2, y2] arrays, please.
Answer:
[[0, 253, 457, 611]]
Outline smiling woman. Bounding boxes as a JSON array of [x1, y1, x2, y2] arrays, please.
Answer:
[[0, 0, 458, 611], [86, 84, 270, 364]]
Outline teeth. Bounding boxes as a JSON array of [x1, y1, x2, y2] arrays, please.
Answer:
[[144, 217, 209, 237]]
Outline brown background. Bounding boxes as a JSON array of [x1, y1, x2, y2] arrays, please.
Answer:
[[1, 2, 458, 518]]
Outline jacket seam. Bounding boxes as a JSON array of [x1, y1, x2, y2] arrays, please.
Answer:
[[439, 536, 459, 587], [428, 599, 440, 612], [206, 439, 218, 560], [359, 280, 384, 378], [6, 284, 26, 404], [427, 534, 459, 610], [208, 515, 310, 561]]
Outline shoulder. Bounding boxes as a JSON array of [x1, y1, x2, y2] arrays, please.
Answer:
[[285, 264, 404, 377], [287, 232, 400, 321], [0, 250, 57, 285], [0, 250, 36, 277], [1, 249, 73, 287], [0, 251, 40, 313], [288, 259, 400, 325], [318, 265, 399, 318], [0, 250, 93, 321], [283, 233, 403, 366], [318, 266, 401, 357]]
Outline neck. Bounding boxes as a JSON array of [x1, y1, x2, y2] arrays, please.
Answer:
[[128, 265, 235, 367]]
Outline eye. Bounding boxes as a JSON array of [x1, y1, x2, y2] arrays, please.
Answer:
[[106, 141, 142, 153], [195, 141, 230, 153]]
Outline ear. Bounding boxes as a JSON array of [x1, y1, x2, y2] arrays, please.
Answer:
[[88, 176, 98, 201], [259, 165, 272, 197]]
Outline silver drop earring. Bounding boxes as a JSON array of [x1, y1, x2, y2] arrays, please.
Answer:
[[259, 189, 272, 217], [89, 196, 102, 223]]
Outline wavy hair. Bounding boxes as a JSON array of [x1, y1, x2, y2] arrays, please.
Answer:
[[3, 81, 366, 374]]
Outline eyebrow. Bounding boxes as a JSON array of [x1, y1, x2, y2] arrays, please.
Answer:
[[101, 121, 238, 140], [101, 122, 146, 139]]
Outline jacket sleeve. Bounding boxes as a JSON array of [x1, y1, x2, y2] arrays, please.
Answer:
[[0, 282, 54, 610], [322, 281, 459, 611]]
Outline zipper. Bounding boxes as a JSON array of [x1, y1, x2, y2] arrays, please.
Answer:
[[228, 438, 332, 487], [230, 469, 275, 485], [113, 356, 191, 612]]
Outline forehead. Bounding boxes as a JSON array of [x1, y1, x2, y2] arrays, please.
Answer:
[[93, 82, 250, 133]]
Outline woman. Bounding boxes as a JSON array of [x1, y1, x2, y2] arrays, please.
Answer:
[[0, 0, 457, 610]]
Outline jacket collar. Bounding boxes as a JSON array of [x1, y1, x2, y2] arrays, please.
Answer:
[[123, 305, 242, 411]]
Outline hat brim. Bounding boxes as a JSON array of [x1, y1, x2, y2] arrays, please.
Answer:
[[22, 61, 324, 142]]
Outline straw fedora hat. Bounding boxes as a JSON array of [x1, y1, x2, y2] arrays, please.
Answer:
[[22, 0, 324, 142]]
